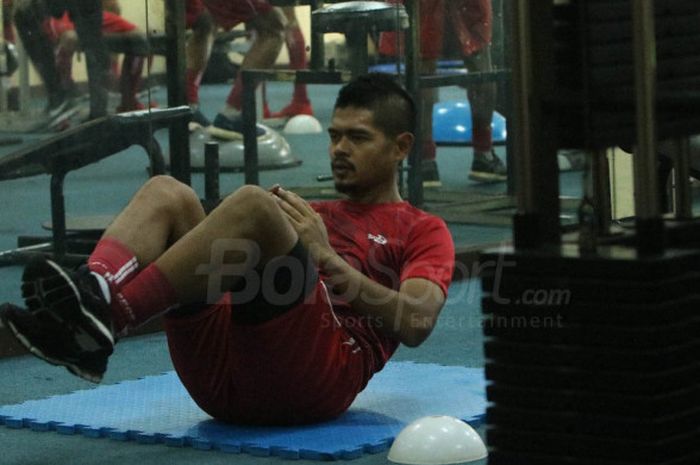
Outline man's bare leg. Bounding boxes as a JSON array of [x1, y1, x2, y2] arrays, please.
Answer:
[[185, 10, 214, 124], [267, 6, 313, 118], [95, 176, 298, 305], [186, 12, 214, 75], [463, 47, 496, 145], [221, 8, 285, 114], [98, 175, 207, 267], [464, 46, 505, 182], [2, 177, 300, 382], [238, 9, 285, 76], [154, 183, 298, 304]]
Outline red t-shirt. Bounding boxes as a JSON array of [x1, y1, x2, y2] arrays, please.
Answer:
[[312, 200, 455, 378], [165, 199, 455, 424]]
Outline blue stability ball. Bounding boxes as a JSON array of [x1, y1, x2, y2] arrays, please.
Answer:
[[432, 100, 507, 145]]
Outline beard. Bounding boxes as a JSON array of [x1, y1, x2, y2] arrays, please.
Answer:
[[333, 179, 361, 197]]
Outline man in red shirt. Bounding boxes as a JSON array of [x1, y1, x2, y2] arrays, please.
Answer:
[[380, 0, 505, 185], [185, 0, 306, 132], [2, 73, 455, 425]]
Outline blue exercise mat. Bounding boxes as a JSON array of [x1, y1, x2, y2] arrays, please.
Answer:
[[0, 362, 485, 460]]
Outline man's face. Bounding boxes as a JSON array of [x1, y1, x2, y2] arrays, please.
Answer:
[[327, 106, 400, 197]]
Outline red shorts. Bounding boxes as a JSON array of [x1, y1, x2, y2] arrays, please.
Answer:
[[379, 0, 493, 59], [163, 280, 370, 425], [186, 0, 273, 30], [45, 11, 136, 41]]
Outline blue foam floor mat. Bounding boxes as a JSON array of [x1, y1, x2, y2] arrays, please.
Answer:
[[0, 362, 485, 460]]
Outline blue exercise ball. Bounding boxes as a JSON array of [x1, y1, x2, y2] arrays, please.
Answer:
[[433, 100, 507, 145]]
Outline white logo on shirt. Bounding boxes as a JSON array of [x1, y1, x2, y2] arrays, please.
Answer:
[[368, 233, 388, 245], [343, 337, 362, 354]]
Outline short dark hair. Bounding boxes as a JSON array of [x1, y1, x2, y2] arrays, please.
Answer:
[[334, 73, 416, 137]]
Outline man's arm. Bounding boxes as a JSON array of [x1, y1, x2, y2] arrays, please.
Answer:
[[323, 255, 446, 347], [272, 187, 446, 347]]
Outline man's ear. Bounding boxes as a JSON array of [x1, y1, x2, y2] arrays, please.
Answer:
[[394, 132, 415, 162]]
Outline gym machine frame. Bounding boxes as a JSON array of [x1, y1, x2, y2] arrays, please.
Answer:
[[481, 1, 700, 463]]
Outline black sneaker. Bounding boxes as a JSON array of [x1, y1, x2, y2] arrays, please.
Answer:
[[0, 303, 111, 382], [469, 151, 507, 183], [46, 97, 80, 131], [212, 113, 265, 137], [11, 257, 115, 382], [191, 108, 211, 127]]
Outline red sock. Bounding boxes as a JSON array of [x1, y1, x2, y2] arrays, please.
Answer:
[[226, 74, 243, 109], [88, 237, 139, 291], [112, 263, 178, 333], [186, 68, 203, 105], [472, 122, 492, 153], [285, 25, 309, 102]]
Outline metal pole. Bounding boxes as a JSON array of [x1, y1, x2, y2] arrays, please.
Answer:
[[50, 173, 67, 259], [204, 141, 221, 202], [632, 0, 658, 219], [405, 0, 423, 207], [165, 0, 191, 185], [512, 0, 535, 214], [17, 40, 31, 115], [309, 0, 325, 70], [510, 0, 541, 249], [242, 70, 260, 185], [631, 0, 663, 253], [0, 4, 7, 113], [673, 137, 692, 220], [592, 149, 612, 237]]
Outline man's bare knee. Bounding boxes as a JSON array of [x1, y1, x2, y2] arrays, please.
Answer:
[[216, 185, 296, 256], [139, 176, 205, 235], [222, 184, 276, 220], [142, 176, 200, 212]]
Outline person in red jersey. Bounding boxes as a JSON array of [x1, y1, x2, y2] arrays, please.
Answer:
[[380, 0, 505, 185], [184, 0, 287, 132], [44, 0, 151, 112], [13, 0, 110, 121], [2, 73, 455, 426]]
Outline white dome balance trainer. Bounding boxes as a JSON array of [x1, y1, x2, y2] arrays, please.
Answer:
[[388, 415, 487, 464], [283, 114, 323, 134]]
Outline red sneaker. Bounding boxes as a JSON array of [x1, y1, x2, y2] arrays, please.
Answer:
[[268, 100, 313, 119]]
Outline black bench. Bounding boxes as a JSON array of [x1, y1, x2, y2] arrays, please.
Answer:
[[0, 106, 192, 265]]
